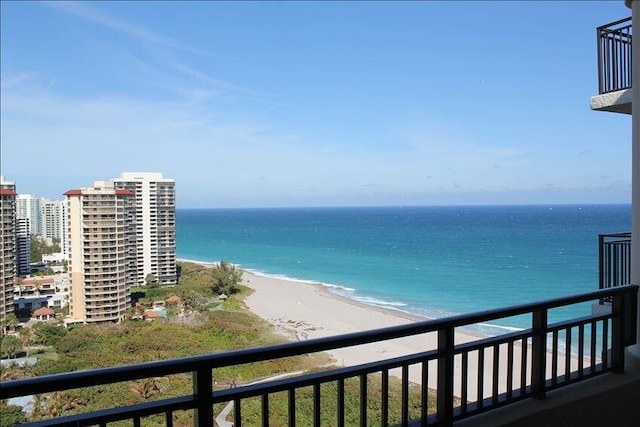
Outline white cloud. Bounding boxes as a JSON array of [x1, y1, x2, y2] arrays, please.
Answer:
[[41, 1, 219, 57]]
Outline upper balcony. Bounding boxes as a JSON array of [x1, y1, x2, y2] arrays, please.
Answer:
[[590, 17, 633, 114]]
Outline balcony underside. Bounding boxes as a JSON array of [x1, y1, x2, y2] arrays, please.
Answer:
[[590, 88, 632, 114]]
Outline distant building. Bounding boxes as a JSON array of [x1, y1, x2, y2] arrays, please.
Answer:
[[0, 176, 17, 326], [31, 306, 55, 322], [40, 198, 64, 245], [13, 274, 69, 313], [42, 253, 66, 263], [64, 181, 135, 323], [112, 172, 177, 286], [16, 194, 41, 235], [15, 217, 30, 276]]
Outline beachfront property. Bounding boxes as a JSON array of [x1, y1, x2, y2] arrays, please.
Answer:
[[63, 181, 135, 324], [0, 176, 17, 326], [3, 3, 640, 427], [112, 172, 177, 286]]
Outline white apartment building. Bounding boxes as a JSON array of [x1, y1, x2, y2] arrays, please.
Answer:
[[0, 176, 17, 325], [41, 198, 64, 245], [16, 194, 41, 235], [15, 217, 31, 276], [112, 172, 177, 286], [64, 181, 135, 323]]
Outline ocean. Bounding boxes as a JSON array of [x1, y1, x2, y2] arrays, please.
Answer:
[[176, 204, 631, 335]]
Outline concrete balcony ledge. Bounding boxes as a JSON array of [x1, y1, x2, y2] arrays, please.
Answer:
[[590, 88, 632, 114], [458, 353, 640, 427]]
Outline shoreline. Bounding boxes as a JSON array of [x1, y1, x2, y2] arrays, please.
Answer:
[[239, 269, 504, 400], [179, 259, 579, 400], [177, 258, 486, 339]]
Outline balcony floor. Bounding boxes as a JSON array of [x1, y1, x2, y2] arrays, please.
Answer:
[[458, 352, 640, 427]]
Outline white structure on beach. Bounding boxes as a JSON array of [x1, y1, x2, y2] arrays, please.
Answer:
[[112, 172, 177, 286]]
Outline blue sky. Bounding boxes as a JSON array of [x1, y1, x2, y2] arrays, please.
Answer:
[[0, 1, 633, 208]]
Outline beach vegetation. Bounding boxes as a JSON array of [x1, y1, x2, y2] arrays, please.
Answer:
[[144, 273, 159, 288], [29, 235, 61, 263], [7, 262, 437, 424], [32, 323, 67, 347], [1, 335, 23, 359], [0, 401, 28, 427], [233, 369, 432, 425], [210, 260, 243, 296]]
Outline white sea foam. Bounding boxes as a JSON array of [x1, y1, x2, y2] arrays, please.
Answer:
[[243, 268, 357, 292], [179, 258, 527, 336], [177, 257, 218, 267], [351, 295, 408, 308]]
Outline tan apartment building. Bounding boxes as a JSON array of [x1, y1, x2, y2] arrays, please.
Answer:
[[113, 172, 177, 286], [64, 181, 135, 323], [0, 176, 17, 326]]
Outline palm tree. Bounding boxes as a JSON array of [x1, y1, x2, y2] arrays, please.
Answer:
[[2, 313, 19, 334], [19, 327, 36, 357], [13, 277, 23, 297], [1, 335, 22, 359], [32, 280, 43, 296]]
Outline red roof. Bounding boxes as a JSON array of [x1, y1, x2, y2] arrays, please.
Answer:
[[32, 307, 55, 316], [63, 189, 83, 196], [0, 188, 17, 196], [23, 277, 55, 285], [143, 310, 159, 318]]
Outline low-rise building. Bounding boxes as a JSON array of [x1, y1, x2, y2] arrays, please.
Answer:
[[13, 274, 69, 314]]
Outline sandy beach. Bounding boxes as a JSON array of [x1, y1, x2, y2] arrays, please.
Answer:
[[241, 270, 546, 401], [242, 270, 478, 356]]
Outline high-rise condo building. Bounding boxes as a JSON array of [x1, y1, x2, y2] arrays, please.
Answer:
[[112, 172, 177, 286], [41, 199, 64, 244], [16, 217, 31, 275], [16, 194, 41, 235], [0, 176, 17, 325], [64, 181, 135, 323]]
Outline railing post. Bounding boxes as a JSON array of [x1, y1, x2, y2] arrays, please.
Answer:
[[437, 326, 454, 426], [599, 234, 605, 305], [193, 367, 214, 427], [611, 292, 626, 373], [626, 286, 639, 347], [531, 309, 547, 399]]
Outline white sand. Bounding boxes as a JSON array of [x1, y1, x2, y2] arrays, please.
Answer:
[[241, 271, 550, 401], [243, 270, 477, 350]]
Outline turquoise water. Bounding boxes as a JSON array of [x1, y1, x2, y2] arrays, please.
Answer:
[[176, 204, 631, 333]]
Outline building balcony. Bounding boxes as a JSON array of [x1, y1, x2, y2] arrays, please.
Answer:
[[599, 232, 632, 301], [590, 17, 632, 114], [2, 285, 638, 427]]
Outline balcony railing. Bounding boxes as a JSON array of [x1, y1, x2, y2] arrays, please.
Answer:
[[597, 17, 632, 94], [599, 232, 632, 302], [2, 285, 638, 427]]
